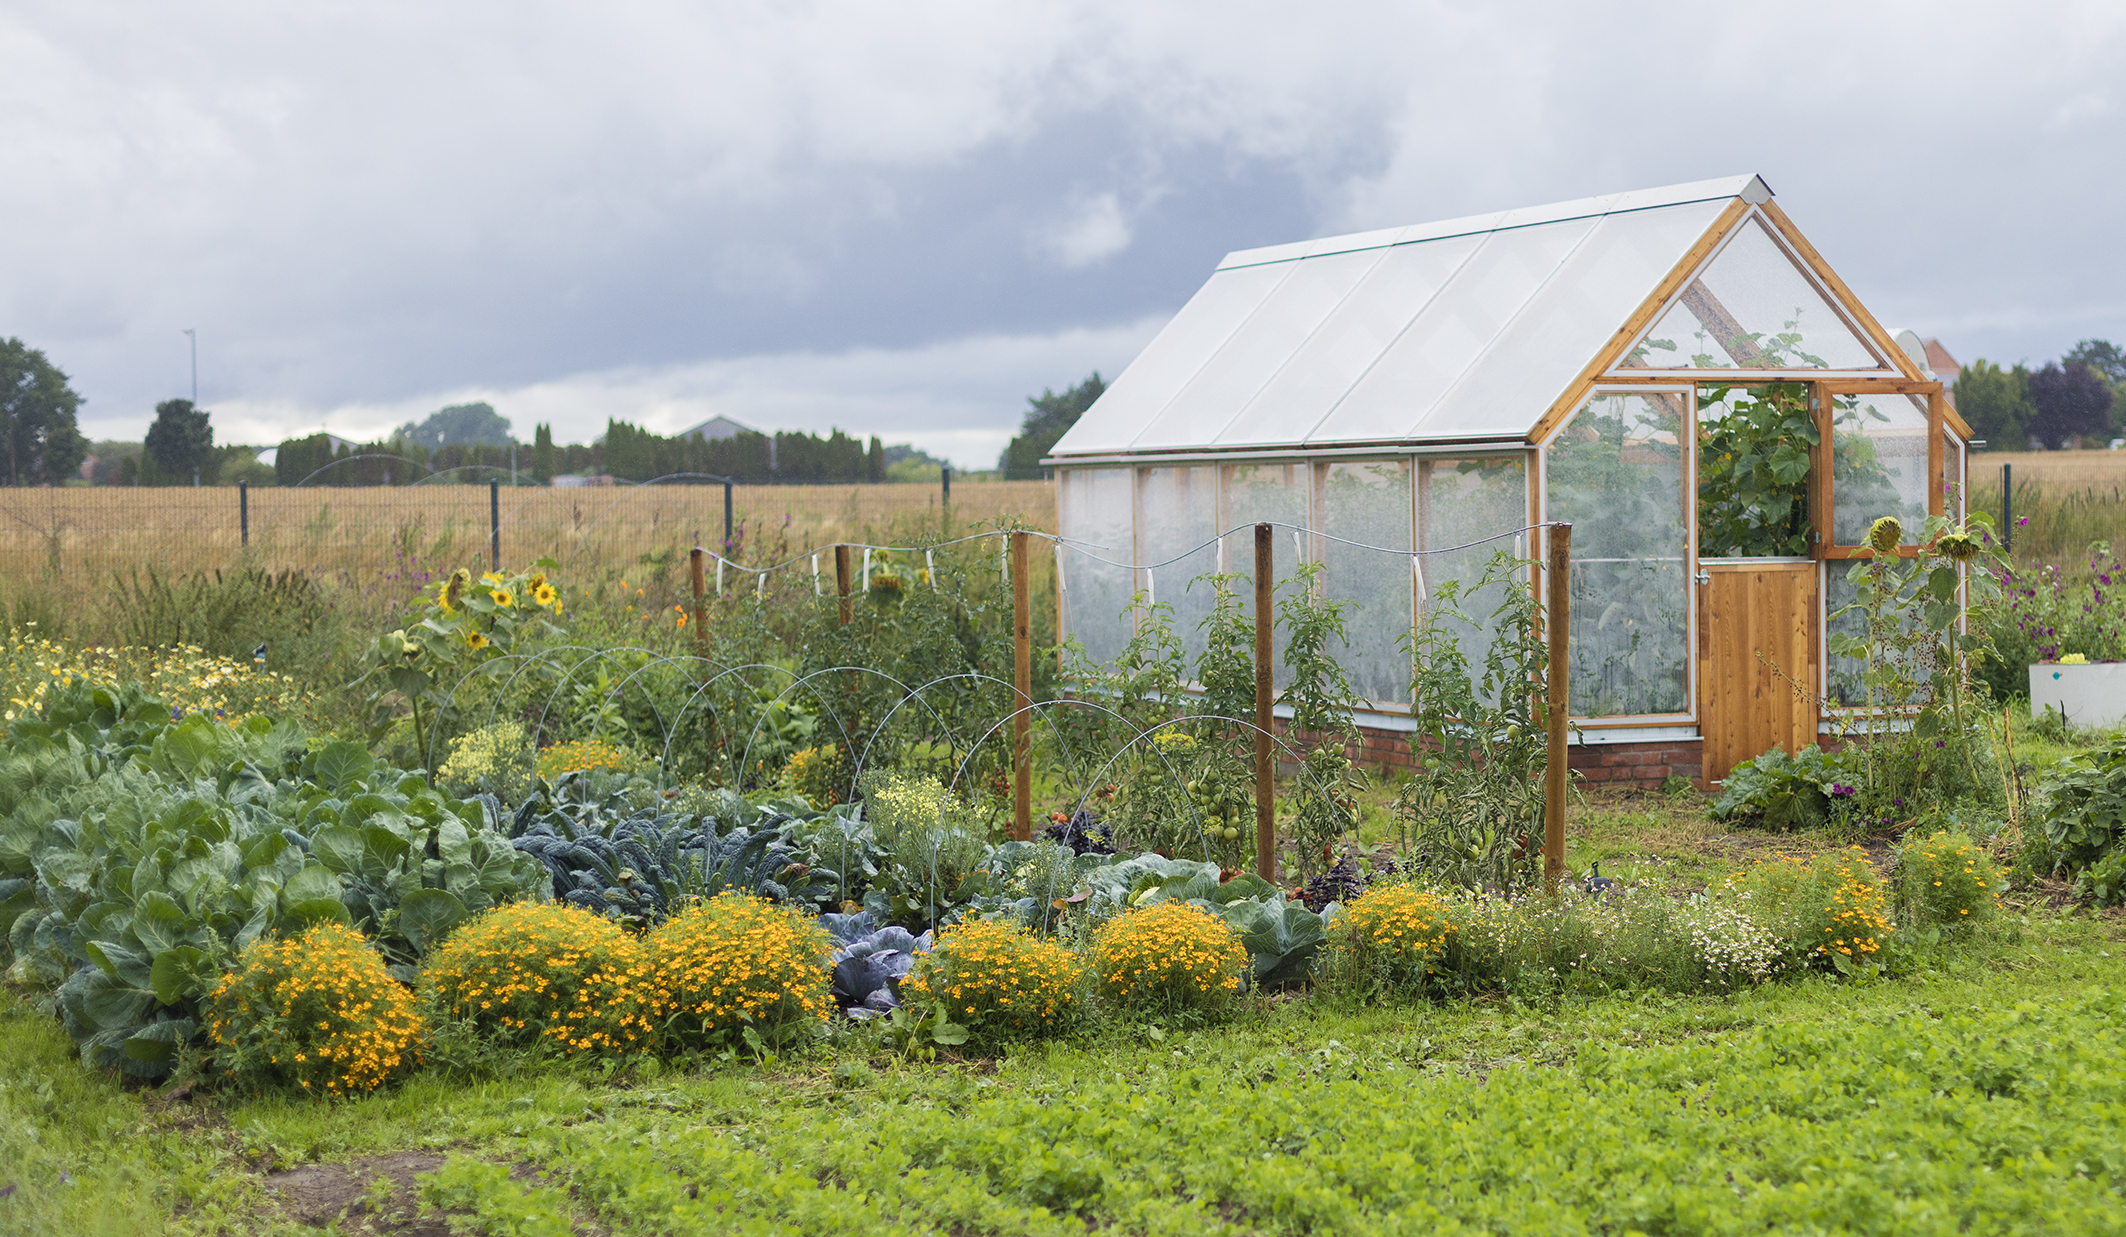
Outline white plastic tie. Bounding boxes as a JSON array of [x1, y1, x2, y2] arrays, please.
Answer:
[[1053, 545, 1066, 594], [861, 546, 872, 592], [1412, 553, 1427, 604], [715, 557, 724, 596], [1000, 534, 1009, 587], [756, 568, 765, 600], [925, 549, 935, 588], [811, 553, 821, 596], [1145, 567, 1155, 607]]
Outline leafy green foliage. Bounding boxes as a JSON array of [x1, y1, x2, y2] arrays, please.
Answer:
[[0, 681, 540, 1078], [0, 335, 89, 487], [1827, 514, 2006, 827], [1696, 384, 1817, 557], [505, 791, 835, 929], [2033, 734, 2126, 904], [1710, 745, 1857, 830], [1395, 551, 1549, 889]]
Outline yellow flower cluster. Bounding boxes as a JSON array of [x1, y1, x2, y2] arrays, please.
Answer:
[[535, 737, 643, 780], [902, 918, 1080, 1040], [783, 744, 848, 810], [1089, 901, 1248, 1015], [420, 902, 655, 1055], [0, 630, 307, 729], [1896, 830, 2003, 928], [1726, 847, 1895, 963], [647, 893, 835, 1049], [1330, 884, 1456, 988], [206, 923, 422, 1097]]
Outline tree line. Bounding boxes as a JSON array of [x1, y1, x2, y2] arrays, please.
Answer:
[[3, 332, 1102, 488], [1955, 340, 2123, 451]]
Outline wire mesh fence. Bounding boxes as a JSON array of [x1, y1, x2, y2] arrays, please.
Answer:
[[0, 480, 1056, 591]]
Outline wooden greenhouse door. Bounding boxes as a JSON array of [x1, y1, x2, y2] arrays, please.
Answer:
[[1698, 561, 1820, 785]]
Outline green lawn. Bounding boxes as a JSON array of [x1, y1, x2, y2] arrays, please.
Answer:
[[4, 898, 2122, 1236]]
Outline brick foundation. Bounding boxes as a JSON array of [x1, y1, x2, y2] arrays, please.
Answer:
[[1274, 718, 1703, 792]]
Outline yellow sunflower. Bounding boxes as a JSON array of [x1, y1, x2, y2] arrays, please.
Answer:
[[490, 588, 514, 608], [442, 569, 470, 613], [465, 630, 490, 651], [533, 582, 557, 608]]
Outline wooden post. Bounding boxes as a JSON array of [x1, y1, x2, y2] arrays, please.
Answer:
[[1253, 522, 1276, 883], [688, 546, 709, 660], [834, 543, 852, 625], [1544, 522, 1572, 895], [1011, 530, 1032, 841]]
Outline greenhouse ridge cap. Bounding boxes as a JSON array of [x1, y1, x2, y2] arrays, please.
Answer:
[[1215, 173, 1773, 271]]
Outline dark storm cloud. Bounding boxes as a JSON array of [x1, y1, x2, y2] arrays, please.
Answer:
[[1, 1, 2119, 465]]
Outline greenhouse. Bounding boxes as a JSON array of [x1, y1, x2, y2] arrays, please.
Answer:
[[1048, 174, 1970, 784]]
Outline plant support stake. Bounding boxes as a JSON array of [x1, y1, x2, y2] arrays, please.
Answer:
[[238, 481, 249, 547], [1544, 521, 1572, 895], [1253, 522, 1276, 882], [489, 481, 501, 572], [1012, 529, 1032, 842]]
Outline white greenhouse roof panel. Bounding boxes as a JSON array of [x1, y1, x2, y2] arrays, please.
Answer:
[[1052, 174, 1790, 457]]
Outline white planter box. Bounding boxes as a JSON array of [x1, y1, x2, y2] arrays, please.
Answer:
[[2030, 661, 2126, 730]]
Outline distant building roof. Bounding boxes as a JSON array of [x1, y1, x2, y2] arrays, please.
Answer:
[[679, 415, 754, 441], [1922, 338, 1960, 384]]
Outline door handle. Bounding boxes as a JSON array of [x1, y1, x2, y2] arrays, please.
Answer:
[[1694, 568, 1711, 586]]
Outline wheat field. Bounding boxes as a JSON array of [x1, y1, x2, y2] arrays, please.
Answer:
[[0, 480, 1058, 589]]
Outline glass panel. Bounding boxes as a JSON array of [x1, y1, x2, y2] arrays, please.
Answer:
[[1545, 394, 1690, 716], [1056, 261, 1293, 456], [1418, 199, 1728, 442], [1136, 466, 1220, 668], [1224, 234, 1483, 446], [1831, 393, 1930, 546], [1328, 217, 1601, 444], [1823, 564, 1937, 710], [1616, 217, 1885, 372], [1417, 455, 1530, 696], [1136, 248, 1386, 451], [1057, 467, 1135, 667], [1696, 383, 1814, 557], [1312, 459, 1414, 705], [1220, 462, 1308, 688]]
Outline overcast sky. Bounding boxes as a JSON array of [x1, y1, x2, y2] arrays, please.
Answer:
[[4, 1, 2122, 466]]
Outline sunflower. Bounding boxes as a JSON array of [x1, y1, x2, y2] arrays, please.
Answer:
[[528, 572, 548, 592], [490, 587, 515, 608], [442, 568, 470, 613], [465, 629, 491, 651], [533, 582, 557, 608]]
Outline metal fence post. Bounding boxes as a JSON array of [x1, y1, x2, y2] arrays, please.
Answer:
[[2002, 463, 2012, 553], [238, 481, 249, 547], [489, 480, 501, 572], [724, 480, 734, 553], [834, 544, 853, 625], [941, 464, 951, 507]]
